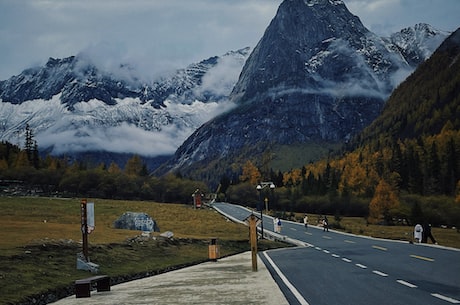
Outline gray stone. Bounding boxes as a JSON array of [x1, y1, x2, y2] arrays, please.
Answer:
[[113, 212, 160, 232]]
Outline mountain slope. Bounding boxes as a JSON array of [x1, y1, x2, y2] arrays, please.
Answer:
[[156, 0, 447, 183], [355, 27, 460, 144], [0, 48, 250, 159]]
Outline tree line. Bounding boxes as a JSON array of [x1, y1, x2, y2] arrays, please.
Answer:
[[222, 123, 460, 227], [0, 139, 208, 204], [1, 123, 459, 228]]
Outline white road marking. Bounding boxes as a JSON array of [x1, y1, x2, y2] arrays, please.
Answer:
[[332, 254, 340, 258], [373, 270, 388, 277], [342, 258, 352, 263], [315, 247, 322, 250], [397, 280, 417, 288], [263, 252, 310, 305], [323, 250, 330, 254], [355, 263, 367, 269], [431, 293, 460, 303]]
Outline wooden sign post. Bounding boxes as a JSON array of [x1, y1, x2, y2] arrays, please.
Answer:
[[80, 199, 89, 261], [245, 213, 260, 272]]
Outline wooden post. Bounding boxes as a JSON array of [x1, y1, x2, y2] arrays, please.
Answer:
[[80, 199, 89, 261], [249, 214, 258, 272]]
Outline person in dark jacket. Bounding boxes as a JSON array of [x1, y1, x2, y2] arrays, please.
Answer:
[[422, 223, 437, 244]]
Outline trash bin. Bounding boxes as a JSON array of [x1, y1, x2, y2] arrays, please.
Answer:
[[208, 238, 219, 261]]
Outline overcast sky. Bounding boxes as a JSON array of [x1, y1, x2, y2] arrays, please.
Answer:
[[0, 0, 459, 81]]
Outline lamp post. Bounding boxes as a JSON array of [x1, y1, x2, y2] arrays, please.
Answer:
[[256, 182, 276, 239]]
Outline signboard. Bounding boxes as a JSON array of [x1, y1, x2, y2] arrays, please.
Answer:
[[87, 202, 95, 234]]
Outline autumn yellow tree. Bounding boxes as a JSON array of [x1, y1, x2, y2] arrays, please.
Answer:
[[240, 160, 261, 185], [108, 162, 122, 174], [368, 179, 400, 224], [124, 155, 143, 177], [283, 168, 302, 186]]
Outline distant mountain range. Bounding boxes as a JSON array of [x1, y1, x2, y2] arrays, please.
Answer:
[[0, 48, 250, 163], [0, 0, 451, 180]]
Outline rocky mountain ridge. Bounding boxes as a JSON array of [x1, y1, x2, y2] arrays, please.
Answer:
[[156, 0, 449, 182]]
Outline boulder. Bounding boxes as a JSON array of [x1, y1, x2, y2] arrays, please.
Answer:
[[113, 212, 160, 232]]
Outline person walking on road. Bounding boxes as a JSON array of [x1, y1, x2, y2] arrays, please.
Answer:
[[414, 223, 423, 243], [303, 214, 308, 231], [422, 223, 437, 244], [323, 216, 329, 232], [274, 217, 279, 233]]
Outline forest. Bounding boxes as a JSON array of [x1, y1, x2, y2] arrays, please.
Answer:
[[1, 120, 459, 229]]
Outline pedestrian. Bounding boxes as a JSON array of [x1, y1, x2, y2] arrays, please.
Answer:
[[274, 217, 279, 233], [323, 216, 329, 232], [414, 223, 423, 243], [423, 223, 437, 244], [303, 214, 308, 231], [277, 218, 282, 233]]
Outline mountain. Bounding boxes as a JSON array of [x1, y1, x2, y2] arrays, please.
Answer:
[[156, 0, 448, 183], [0, 0, 448, 177], [355, 27, 460, 145], [0, 48, 251, 166]]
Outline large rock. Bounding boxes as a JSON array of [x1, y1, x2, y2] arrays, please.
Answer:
[[113, 212, 160, 232]]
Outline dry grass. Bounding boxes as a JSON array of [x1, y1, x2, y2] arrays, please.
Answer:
[[0, 197, 280, 305], [0, 197, 247, 252]]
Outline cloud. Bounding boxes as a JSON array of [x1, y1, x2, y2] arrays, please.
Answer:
[[36, 122, 190, 157], [31, 97, 237, 157], [0, 0, 279, 81], [343, 0, 460, 36], [193, 51, 250, 98]]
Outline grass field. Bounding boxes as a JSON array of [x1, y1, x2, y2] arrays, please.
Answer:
[[0, 197, 287, 305], [1, 197, 459, 305]]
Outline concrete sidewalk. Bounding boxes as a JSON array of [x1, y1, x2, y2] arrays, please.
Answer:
[[51, 251, 289, 305]]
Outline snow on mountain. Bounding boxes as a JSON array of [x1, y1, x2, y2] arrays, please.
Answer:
[[0, 48, 251, 157], [156, 0, 449, 179]]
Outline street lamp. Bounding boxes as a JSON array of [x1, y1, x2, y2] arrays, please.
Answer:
[[256, 182, 276, 239]]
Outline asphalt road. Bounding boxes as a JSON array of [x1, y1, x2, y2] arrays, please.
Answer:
[[213, 202, 460, 305]]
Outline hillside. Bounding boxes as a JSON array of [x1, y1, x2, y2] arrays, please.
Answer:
[[355, 28, 460, 144]]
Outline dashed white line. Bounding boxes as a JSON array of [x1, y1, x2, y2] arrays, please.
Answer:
[[372, 270, 388, 277], [431, 293, 460, 304], [315, 247, 322, 251], [397, 280, 417, 288], [323, 250, 330, 254], [355, 263, 367, 269], [332, 254, 340, 258], [342, 258, 352, 263]]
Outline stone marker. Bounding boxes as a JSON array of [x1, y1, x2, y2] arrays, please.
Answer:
[[114, 212, 160, 232]]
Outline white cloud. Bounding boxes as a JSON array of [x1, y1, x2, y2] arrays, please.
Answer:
[[0, 0, 280, 80], [2, 0, 457, 81], [343, 0, 460, 36]]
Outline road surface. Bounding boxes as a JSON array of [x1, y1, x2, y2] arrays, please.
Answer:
[[213, 202, 460, 305]]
